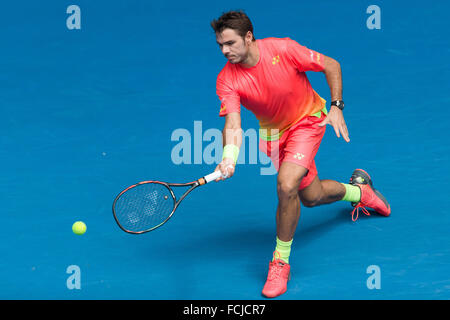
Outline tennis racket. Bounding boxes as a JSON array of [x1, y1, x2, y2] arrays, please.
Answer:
[[112, 170, 226, 234]]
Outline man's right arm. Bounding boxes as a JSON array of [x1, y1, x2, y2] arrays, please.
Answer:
[[223, 112, 242, 147], [216, 112, 242, 180]]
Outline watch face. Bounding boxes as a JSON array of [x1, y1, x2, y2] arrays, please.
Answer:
[[332, 101, 344, 109]]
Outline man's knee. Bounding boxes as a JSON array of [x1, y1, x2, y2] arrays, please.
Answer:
[[277, 179, 301, 199], [298, 178, 323, 207], [300, 194, 322, 207], [277, 162, 308, 200]]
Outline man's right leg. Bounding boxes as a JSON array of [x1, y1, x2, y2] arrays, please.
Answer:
[[275, 162, 308, 242], [262, 161, 307, 298]]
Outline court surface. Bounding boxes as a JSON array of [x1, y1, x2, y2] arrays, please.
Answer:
[[1, 0, 449, 299]]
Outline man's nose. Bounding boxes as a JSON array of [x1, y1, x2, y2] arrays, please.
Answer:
[[222, 46, 230, 55]]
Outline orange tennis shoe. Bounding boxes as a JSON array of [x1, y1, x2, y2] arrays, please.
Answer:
[[349, 169, 391, 221], [262, 252, 291, 298]]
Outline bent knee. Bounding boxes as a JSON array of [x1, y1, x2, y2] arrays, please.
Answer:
[[300, 195, 322, 208]]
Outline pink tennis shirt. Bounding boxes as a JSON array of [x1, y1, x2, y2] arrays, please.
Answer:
[[216, 37, 326, 140]]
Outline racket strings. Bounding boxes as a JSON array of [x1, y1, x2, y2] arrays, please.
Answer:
[[115, 183, 174, 232]]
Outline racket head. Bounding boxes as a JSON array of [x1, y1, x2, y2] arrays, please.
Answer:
[[112, 181, 177, 234]]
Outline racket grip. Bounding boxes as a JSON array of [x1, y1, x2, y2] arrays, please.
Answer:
[[204, 170, 223, 183]]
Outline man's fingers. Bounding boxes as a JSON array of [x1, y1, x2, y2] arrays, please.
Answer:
[[217, 164, 234, 181], [320, 118, 348, 141], [333, 123, 340, 138], [342, 125, 350, 142], [341, 128, 350, 142], [221, 169, 229, 179], [224, 164, 234, 178], [318, 118, 328, 127], [340, 122, 350, 142]]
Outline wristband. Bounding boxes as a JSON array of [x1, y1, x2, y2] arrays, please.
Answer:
[[222, 144, 239, 164]]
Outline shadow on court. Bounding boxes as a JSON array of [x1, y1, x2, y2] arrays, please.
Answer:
[[147, 207, 382, 280]]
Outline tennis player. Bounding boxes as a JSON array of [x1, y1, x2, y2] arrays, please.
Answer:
[[211, 11, 390, 298]]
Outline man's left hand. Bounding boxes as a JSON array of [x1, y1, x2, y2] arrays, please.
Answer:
[[318, 106, 350, 142]]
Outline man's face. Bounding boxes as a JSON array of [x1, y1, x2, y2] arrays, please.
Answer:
[[216, 28, 250, 64]]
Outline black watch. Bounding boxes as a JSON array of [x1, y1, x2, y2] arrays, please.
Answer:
[[331, 100, 344, 110]]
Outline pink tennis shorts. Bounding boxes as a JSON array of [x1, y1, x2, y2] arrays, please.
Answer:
[[259, 111, 326, 190]]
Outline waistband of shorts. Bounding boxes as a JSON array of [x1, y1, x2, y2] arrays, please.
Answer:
[[259, 106, 328, 141]]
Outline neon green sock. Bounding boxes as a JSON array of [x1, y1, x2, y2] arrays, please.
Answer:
[[341, 183, 361, 203], [273, 237, 293, 264]]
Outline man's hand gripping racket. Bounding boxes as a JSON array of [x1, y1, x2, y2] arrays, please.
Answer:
[[112, 168, 232, 234], [215, 158, 235, 181]]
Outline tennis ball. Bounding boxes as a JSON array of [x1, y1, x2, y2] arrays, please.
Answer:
[[72, 221, 87, 235]]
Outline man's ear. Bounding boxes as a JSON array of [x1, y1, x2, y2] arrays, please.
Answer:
[[245, 31, 253, 44]]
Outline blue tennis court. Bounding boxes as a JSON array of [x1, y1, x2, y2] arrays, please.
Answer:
[[1, 0, 449, 300]]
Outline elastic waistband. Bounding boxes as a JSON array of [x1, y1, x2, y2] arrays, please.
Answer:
[[259, 106, 328, 141]]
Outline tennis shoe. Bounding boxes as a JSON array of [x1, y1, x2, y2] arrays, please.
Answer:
[[349, 169, 391, 221], [262, 251, 291, 298]]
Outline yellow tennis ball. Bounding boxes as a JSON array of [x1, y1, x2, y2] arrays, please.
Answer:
[[72, 221, 87, 235]]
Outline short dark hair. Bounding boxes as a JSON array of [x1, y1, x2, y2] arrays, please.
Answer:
[[210, 10, 255, 41]]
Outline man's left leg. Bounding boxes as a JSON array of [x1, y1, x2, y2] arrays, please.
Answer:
[[298, 169, 391, 221], [298, 175, 347, 208]]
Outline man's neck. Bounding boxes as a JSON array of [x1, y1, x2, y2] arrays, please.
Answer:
[[240, 41, 259, 68]]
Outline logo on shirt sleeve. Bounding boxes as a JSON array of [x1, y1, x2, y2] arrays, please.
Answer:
[[310, 50, 321, 64], [220, 104, 227, 112]]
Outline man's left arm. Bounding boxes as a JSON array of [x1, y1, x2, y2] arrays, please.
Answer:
[[318, 55, 350, 143]]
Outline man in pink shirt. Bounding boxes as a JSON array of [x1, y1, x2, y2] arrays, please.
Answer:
[[211, 10, 390, 298]]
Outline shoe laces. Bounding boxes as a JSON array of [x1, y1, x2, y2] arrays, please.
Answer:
[[268, 251, 286, 281], [351, 203, 371, 221]]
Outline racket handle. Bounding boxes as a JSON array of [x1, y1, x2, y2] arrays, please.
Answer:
[[204, 170, 223, 183], [202, 165, 235, 184]]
